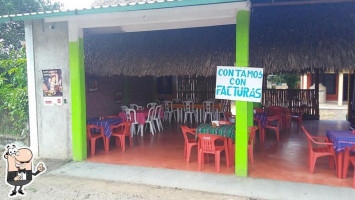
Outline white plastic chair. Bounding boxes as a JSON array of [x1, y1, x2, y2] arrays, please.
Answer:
[[172, 99, 181, 122], [153, 105, 163, 131], [183, 101, 195, 123], [129, 104, 139, 110], [121, 105, 128, 112], [147, 102, 158, 109], [125, 109, 140, 137], [163, 101, 175, 123], [203, 101, 214, 123], [144, 107, 156, 136]]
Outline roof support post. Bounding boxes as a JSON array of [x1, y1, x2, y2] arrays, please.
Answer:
[[69, 23, 87, 161], [25, 21, 39, 157], [235, 9, 251, 177], [338, 72, 344, 107], [315, 69, 320, 119]]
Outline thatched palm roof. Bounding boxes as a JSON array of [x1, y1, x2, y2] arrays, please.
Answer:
[[85, 2, 355, 77], [250, 2, 355, 74], [84, 25, 236, 77]]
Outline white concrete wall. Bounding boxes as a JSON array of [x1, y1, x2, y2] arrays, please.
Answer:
[[31, 20, 72, 159]]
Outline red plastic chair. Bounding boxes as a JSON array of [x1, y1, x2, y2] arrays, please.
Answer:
[[301, 126, 337, 174], [197, 134, 229, 173], [109, 122, 132, 152], [284, 109, 292, 130], [267, 106, 284, 116], [248, 126, 258, 166], [86, 124, 106, 156], [263, 114, 282, 142], [254, 108, 264, 114], [223, 112, 235, 122], [292, 105, 306, 127], [180, 126, 198, 163], [342, 144, 355, 182]]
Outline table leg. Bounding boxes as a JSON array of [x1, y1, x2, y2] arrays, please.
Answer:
[[104, 137, 109, 152], [228, 138, 233, 166], [180, 108, 183, 122], [337, 152, 343, 179]]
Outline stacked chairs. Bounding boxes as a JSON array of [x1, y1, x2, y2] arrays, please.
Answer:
[[153, 105, 164, 132], [144, 107, 156, 135], [172, 99, 182, 122], [121, 105, 128, 112], [129, 104, 139, 110], [203, 101, 215, 123], [147, 102, 158, 109], [125, 108, 140, 137], [162, 101, 176, 123], [183, 100, 196, 123]]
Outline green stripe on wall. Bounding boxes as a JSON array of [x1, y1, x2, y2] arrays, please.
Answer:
[[235, 10, 251, 177], [69, 38, 87, 161]]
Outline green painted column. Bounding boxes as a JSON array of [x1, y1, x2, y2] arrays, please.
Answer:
[[235, 10, 251, 176], [69, 36, 87, 161]]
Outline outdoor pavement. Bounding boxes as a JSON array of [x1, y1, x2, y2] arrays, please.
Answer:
[[50, 161, 355, 200], [319, 101, 348, 120]]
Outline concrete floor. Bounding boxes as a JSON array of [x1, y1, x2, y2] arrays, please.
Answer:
[[319, 101, 348, 120], [85, 120, 354, 188]]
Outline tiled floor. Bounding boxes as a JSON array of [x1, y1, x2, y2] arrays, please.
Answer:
[[86, 119, 354, 188]]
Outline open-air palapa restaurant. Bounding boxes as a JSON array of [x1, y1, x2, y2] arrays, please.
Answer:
[[1, 0, 355, 194]]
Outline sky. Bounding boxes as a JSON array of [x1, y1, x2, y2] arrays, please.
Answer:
[[53, 0, 96, 10]]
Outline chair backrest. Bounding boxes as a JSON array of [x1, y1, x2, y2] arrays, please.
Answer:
[[154, 105, 163, 119], [111, 122, 132, 136], [129, 104, 139, 110], [301, 126, 332, 152], [86, 124, 103, 140], [268, 106, 284, 116], [146, 107, 155, 121], [183, 101, 194, 112], [125, 109, 137, 123], [219, 120, 232, 125], [203, 101, 214, 113], [121, 105, 128, 112], [172, 99, 181, 104], [147, 102, 158, 109], [197, 134, 225, 152], [163, 101, 173, 112], [267, 114, 282, 126], [223, 112, 235, 121], [254, 108, 264, 114], [180, 126, 196, 142]]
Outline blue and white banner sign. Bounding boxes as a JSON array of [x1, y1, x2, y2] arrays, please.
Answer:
[[215, 66, 263, 103]]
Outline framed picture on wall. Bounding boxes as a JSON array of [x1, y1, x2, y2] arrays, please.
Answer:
[[114, 91, 123, 104], [88, 77, 98, 92], [157, 76, 173, 94]]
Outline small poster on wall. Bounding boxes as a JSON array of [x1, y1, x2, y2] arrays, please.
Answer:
[[42, 69, 63, 105]]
